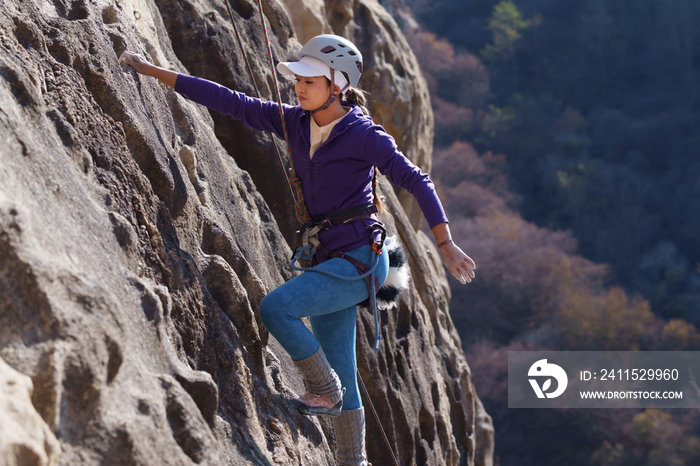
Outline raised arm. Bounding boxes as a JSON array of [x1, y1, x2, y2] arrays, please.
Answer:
[[118, 51, 297, 138]]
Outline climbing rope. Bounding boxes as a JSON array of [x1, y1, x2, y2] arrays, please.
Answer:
[[358, 371, 400, 466], [222, 0, 311, 224], [222, 0, 261, 97]]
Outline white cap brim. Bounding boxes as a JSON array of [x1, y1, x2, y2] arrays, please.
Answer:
[[277, 56, 348, 91], [277, 60, 323, 78]]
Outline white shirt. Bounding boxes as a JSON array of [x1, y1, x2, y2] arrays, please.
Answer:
[[309, 109, 350, 159]]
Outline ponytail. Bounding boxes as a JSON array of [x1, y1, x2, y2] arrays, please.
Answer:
[[325, 73, 371, 115], [344, 87, 371, 116]]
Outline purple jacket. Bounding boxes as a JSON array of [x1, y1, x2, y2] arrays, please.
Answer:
[[175, 75, 448, 254]]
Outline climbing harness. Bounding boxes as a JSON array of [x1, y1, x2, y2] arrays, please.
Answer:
[[291, 205, 387, 352], [293, 205, 381, 260]]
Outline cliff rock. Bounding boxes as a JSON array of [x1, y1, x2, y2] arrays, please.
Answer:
[[0, 0, 493, 464]]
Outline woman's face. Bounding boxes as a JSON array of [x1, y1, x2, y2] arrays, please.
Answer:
[[295, 75, 335, 110]]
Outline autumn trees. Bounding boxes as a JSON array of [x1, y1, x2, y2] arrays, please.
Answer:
[[399, 1, 700, 463]]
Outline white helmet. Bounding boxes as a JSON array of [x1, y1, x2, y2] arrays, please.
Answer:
[[277, 35, 364, 113], [298, 34, 364, 88]]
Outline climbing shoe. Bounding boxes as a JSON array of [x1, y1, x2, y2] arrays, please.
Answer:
[[291, 346, 344, 417], [290, 392, 344, 417]]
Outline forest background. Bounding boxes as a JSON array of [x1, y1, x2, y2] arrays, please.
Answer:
[[380, 0, 700, 465]]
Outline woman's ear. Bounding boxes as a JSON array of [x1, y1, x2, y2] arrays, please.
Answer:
[[333, 84, 342, 96]]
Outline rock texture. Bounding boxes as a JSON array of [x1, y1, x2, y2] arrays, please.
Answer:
[[0, 0, 493, 465], [0, 357, 60, 466]]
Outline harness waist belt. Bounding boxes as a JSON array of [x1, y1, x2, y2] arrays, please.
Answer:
[[308, 204, 378, 232]]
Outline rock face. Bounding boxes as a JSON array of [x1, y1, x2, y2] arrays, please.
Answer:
[[0, 357, 60, 466], [0, 0, 493, 465]]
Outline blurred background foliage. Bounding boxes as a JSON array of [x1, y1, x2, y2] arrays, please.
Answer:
[[381, 0, 700, 464]]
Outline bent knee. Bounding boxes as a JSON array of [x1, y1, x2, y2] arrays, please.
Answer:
[[259, 290, 299, 329], [258, 293, 279, 327]]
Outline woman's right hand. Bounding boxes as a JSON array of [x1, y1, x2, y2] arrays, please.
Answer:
[[119, 51, 152, 75], [119, 51, 178, 88]]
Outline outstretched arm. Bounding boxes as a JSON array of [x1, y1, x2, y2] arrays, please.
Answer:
[[119, 51, 178, 88], [432, 222, 476, 284], [119, 51, 291, 137]]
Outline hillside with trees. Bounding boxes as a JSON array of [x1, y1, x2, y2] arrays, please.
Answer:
[[403, 0, 700, 323], [381, 0, 700, 464]]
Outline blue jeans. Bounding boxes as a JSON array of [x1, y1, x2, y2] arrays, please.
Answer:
[[259, 244, 389, 410]]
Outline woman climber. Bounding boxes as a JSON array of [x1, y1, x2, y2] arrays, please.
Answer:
[[119, 33, 476, 466]]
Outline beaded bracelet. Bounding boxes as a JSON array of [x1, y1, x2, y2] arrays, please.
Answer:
[[437, 238, 453, 248]]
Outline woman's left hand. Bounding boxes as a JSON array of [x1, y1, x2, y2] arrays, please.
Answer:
[[439, 241, 476, 284]]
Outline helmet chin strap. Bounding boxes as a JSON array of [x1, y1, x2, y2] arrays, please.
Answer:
[[311, 68, 350, 114]]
